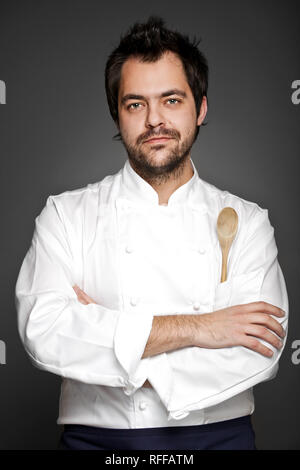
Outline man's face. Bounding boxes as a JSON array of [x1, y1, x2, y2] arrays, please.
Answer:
[[117, 51, 207, 183]]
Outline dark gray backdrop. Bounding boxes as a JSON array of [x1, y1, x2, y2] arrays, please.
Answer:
[[0, 0, 299, 450]]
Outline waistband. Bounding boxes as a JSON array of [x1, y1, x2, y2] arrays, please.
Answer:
[[63, 414, 252, 437]]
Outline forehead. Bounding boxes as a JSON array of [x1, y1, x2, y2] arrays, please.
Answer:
[[119, 51, 189, 96]]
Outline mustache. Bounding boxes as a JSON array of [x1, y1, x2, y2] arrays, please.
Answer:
[[138, 129, 179, 144]]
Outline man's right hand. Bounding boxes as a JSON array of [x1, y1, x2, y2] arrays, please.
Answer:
[[192, 301, 286, 357]]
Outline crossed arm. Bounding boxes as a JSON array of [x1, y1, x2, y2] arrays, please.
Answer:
[[73, 284, 285, 387]]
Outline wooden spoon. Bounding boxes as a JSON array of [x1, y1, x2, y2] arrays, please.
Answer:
[[217, 207, 239, 283]]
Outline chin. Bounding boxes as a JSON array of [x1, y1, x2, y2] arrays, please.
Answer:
[[147, 156, 172, 167]]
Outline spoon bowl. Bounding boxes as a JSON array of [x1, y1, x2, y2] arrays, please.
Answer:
[[217, 207, 239, 282]]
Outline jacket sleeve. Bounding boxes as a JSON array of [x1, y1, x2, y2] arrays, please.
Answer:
[[15, 195, 153, 393], [146, 207, 289, 420]]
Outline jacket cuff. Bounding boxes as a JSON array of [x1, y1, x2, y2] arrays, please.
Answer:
[[114, 310, 154, 394]]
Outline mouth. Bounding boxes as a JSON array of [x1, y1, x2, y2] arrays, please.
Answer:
[[144, 137, 173, 144]]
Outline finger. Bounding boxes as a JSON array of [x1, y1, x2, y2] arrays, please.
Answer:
[[242, 301, 285, 318], [76, 288, 96, 304], [73, 285, 84, 298], [77, 292, 90, 305], [249, 313, 285, 338], [73, 284, 96, 304], [84, 295, 96, 304], [72, 285, 92, 304], [76, 293, 89, 305], [241, 335, 275, 357], [244, 325, 283, 350]]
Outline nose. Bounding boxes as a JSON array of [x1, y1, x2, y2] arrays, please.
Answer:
[[145, 102, 165, 129]]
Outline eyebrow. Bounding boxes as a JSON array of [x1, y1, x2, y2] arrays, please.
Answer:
[[120, 88, 187, 106]]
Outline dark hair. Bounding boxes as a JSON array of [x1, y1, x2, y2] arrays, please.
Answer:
[[105, 15, 208, 141]]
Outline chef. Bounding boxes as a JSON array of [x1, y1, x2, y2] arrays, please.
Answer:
[[15, 16, 288, 450]]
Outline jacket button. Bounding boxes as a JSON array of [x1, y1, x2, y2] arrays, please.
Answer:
[[198, 247, 206, 254], [193, 302, 200, 311], [125, 245, 134, 253], [139, 401, 147, 410]]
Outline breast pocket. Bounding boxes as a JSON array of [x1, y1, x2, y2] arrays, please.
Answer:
[[213, 267, 264, 311]]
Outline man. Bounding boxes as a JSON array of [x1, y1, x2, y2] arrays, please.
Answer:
[[15, 16, 288, 450]]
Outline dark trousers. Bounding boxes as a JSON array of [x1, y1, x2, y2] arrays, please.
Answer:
[[58, 415, 256, 450]]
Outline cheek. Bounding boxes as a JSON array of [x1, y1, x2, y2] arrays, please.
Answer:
[[119, 113, 143, 139], [169, 107, 196, 135], [175, 119, 196, 140]]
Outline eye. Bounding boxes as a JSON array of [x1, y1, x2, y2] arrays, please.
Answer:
[[127, 102, 142, 110], [166, 98, 181, 105]]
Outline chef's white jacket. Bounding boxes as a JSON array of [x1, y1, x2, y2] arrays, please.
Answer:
[[15, 157, 289, 428]]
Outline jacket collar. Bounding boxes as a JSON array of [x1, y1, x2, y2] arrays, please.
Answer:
[[119, 157, 202, 208]]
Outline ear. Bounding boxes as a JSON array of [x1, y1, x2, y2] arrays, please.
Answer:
[[196, 96, 208, 126]]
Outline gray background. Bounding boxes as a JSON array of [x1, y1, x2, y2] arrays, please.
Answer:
[[0, 0, 299, 450]]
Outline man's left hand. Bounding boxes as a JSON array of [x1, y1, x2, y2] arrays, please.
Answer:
[[73, 284, 96, 305]]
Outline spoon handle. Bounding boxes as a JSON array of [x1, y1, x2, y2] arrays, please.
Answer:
[[220, 239, 233, 283], [221, 249, 229, 282]]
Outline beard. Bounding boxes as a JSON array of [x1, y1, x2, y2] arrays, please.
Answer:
[[120, 123, 198, 186]]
